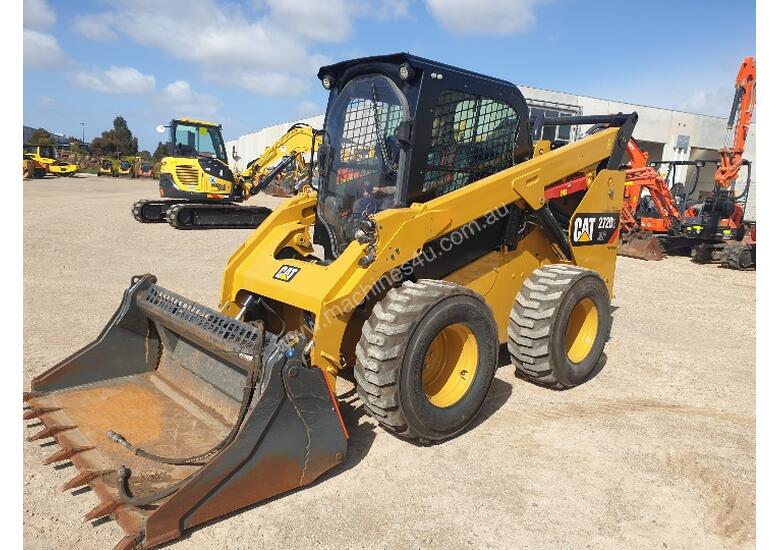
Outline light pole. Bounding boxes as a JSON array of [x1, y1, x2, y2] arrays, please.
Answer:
[[80, 122, 86, 145]]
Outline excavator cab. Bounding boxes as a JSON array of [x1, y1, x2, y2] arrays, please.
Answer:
[[158, 119, 236, 198]]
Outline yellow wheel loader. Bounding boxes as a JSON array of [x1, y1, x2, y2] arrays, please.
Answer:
[[25, 53, 636, 549], [236, 122, 323, 198], [132, 119, 319, 229]]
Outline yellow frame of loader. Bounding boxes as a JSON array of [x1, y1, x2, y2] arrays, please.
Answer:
[[220, 126, 624, 388]]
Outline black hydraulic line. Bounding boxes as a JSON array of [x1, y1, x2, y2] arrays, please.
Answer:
[[116, 467, 191, 507], [537, 206, 572, 260]]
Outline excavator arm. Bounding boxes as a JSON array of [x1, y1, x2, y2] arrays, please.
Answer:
[[239, 123, 323, 198], [715, 56, 755, 188]]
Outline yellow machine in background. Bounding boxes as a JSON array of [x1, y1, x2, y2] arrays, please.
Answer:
[[23, 144, 56, 176], [115, 159, 133, 177], [24, 54, 636, 549], [48, 160, 79, 177], [98, 158, 114, 176], [133, 118, 321, 229], [237, 123, 323, 197]]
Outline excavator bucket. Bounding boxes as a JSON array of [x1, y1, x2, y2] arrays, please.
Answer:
[[24, 275, 347, 549], [617, 230, 665, 261]]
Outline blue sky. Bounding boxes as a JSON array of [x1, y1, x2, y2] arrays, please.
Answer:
[[23, 0, 755, 152]]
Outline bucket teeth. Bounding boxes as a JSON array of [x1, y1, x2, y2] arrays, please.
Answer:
[[112, 533, 142, 550], [43, 445, 93, 465], [82, 500, 122, 523], [27, 425, 76, 442], [62, 469, 112, 491], [23, 406, 60, 420], [22, 390, 46, 402]]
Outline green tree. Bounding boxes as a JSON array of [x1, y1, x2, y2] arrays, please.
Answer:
[[110, 116, 138, 155], [152, 141, 169, 161], [138, 150, 151, 160], [90, 116, 139, 157], [29, 128, 55, 146]]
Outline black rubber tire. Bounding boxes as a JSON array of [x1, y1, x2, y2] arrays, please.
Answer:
[[354, 279, 499, 443], [508, 264, 611, 390]]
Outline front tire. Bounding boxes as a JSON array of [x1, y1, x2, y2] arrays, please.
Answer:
[[354, 280, 498, 443], [509, 264, 611, 389]]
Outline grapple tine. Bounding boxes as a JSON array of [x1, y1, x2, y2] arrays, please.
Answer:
[[23, 390, 46, 402], [27, 425, 75, 442], [43, 445, 94, 465], [112, 533, 142, 550], [24, 406, 60, 420], [82, 500, 122, 523], [62, 469, 112, 491]]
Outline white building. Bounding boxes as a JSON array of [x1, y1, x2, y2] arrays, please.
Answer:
[[226, 85, 756, 221]]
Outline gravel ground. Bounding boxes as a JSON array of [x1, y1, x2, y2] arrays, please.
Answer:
[[23, 175, 755, 549]]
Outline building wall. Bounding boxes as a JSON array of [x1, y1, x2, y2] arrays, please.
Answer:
[[225, 85, 757, 221], [519, 85, 757, 221]]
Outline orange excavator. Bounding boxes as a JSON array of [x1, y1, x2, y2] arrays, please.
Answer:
[[685, 56, 755, 263], [619, 56, 755, 263], [617, 139, 679, 260]]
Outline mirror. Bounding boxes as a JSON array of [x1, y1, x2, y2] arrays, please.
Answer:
[[156, 125, 167, 134]]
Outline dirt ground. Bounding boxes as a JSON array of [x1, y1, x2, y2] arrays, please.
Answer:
[[23, 174, 756, 549]]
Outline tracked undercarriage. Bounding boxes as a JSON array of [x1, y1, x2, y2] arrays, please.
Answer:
[[132, 199, 272, 229]]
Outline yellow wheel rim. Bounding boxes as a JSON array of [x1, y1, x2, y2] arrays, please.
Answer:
[[565, 297, 599, 363], [422, 323, 478, 408]]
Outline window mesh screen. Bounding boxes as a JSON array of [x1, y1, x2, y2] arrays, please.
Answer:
[[338, 97, 402, 184], [424, 91, 518, 195]]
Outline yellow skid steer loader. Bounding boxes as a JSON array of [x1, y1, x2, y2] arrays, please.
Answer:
[[25, 53, 636, 549]]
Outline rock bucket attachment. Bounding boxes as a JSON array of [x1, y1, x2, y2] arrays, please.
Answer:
[[618, 230, 665, 261], [24, 274, 348, 549]]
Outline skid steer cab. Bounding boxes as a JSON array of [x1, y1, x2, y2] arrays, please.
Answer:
[[25, 53, 636, 549]]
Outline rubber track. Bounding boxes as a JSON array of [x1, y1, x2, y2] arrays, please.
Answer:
[[165, 203, 272, 230], [131, 199, 185, 224], [720, 242, 755, 270], [354, 279, 483, 441], [507, 264, 601, 389]]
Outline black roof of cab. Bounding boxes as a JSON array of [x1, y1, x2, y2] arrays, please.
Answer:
[[317, 52, 523, 99]]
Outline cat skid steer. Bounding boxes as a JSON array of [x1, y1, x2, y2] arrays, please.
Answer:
[[24, 53, 635, 549]]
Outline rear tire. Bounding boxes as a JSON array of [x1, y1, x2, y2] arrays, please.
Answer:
[[508, 264, 611, 389], [354, 280, 498, 443]]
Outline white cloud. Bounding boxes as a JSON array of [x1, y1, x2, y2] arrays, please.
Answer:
[[296, 100, 322, 117], [24, 0, 55, 30], [677, 88, 733, 117], [158, 80, 221, 118], [425, 0, 544, 35], [24, 29, 65, 67], [73, 66, 156, 94], [71, 0, 406, 97], [72, 13, 118, 41], [267, 0, 353, 42]]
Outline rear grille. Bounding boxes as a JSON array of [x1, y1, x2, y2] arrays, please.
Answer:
[[138, 284, 262, 358], [175, 166, 200, 185]]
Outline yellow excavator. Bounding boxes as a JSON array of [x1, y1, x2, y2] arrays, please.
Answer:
[[24, 53, 635, 549], [236, 122, 323, 198], [132, 119, 320, 229]]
